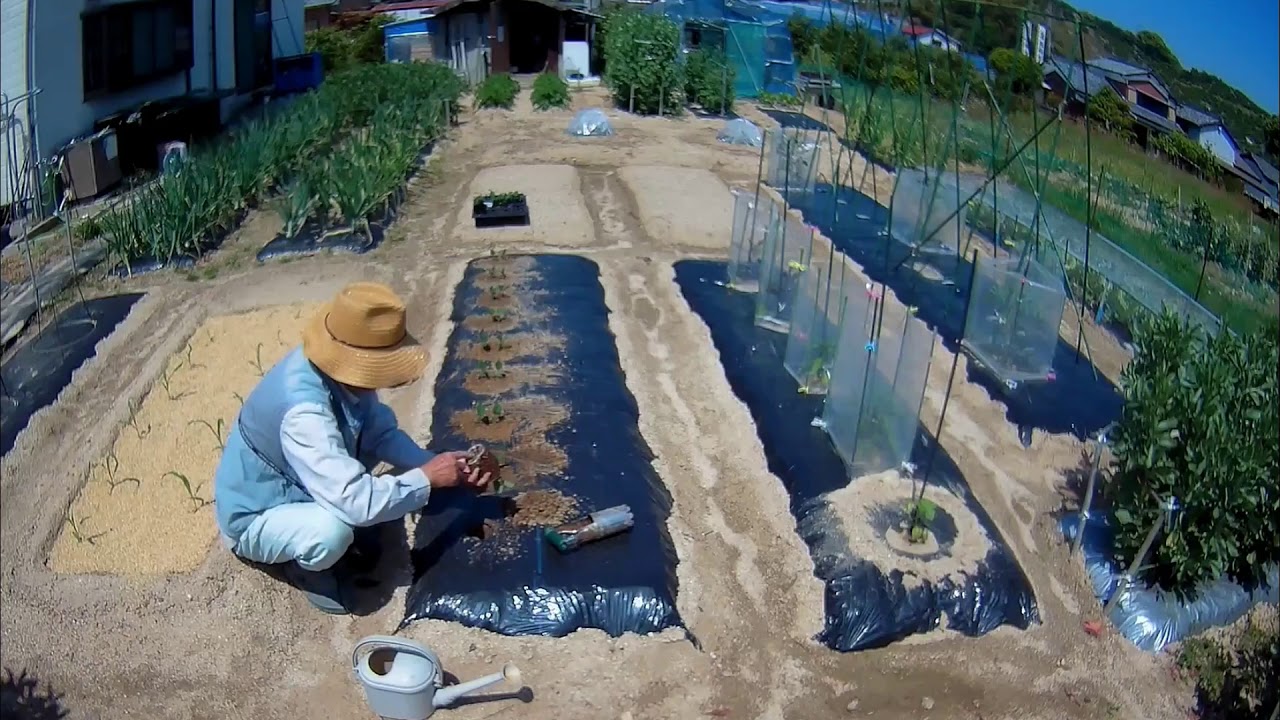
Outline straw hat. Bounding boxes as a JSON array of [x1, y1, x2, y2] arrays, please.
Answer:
[[303, 282, 426, 389]]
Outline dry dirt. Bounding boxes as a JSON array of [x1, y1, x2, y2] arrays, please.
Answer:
[[48, 303, 317, 576], [826, 470, 992, 588], [617, 165, 735, 250], [0, 86, 1209, 720]]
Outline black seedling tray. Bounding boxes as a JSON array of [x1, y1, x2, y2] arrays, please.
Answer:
[[472, 199, 530, 229]]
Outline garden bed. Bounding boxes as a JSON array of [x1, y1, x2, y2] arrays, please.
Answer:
[[257, 203, 396, 262], [1, 294, 145, 456], [779, 183, 1122, 440], [675, 259, 1038, 651], [617, 166, 735, 250], [401, 254, 684, 638], [454, 166, 594, 247], [48, 303, 318, 575]]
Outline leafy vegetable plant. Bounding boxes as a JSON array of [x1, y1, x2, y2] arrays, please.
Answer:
[[475, 73, 520, 109], [603, 12, 683, 115], [906, 497, 937, 544], [531, 72, 570, 111]]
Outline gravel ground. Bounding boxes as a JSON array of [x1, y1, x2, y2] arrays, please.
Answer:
[[0, 87, 1200, 720]]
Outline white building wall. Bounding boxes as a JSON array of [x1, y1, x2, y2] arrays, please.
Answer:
[[1, 0, 33, 206], [1192, 125, 1239, 167], [14, 0, 304, 180]]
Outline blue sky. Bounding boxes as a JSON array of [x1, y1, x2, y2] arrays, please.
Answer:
[[1068, 0, 1280, 113]]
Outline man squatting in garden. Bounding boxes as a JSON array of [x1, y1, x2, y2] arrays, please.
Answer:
[[213, 282, 495, 614]]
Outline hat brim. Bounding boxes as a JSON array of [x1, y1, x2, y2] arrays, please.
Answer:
[[302, 304, 427, 389]]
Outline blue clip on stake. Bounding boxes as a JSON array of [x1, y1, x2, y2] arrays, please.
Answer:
[[864, 341, 876, 352]]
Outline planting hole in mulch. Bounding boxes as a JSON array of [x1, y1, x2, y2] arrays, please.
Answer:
[[676, 259, 1037, 651], [48, 303, 320, 576], [2, 294, 145, 458], [402, 254, 685, 639]]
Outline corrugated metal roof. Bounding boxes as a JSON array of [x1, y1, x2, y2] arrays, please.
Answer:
[[1175, 104, 1220, 128]]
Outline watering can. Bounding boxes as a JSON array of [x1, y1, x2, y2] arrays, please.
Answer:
[[352, 635, 522, 719]]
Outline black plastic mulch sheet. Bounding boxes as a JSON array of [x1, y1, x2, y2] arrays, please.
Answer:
[[676, 260, 1037, 651], [401, 254, 684, 638], [784, 183, 1122, 440], [258, 200, 404, 262], [1, 294, 144, 456], [109, 211, 246, 277]]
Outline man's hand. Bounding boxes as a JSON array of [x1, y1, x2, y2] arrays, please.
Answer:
[[421, 452, 493, 490]]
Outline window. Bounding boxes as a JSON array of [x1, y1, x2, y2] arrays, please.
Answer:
[[234, 0, 274, 93], [82, 0, 195, 99]]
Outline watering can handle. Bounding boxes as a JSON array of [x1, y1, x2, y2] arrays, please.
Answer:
[[351, 635, 438, 675]]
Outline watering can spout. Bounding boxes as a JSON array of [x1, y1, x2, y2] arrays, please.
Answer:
[[432, 663, 521, 709]]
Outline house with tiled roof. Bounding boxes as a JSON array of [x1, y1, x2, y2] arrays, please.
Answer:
[[1235, 153, 1279, 215]]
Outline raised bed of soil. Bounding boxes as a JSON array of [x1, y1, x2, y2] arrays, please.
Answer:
[[402, 254, 684, 638], [257, 203, 396, 262], [48, 303, 318, 575], [675, 259, 1037, 651], [617, 166, 734, 250], [1, 294, 144, 457]]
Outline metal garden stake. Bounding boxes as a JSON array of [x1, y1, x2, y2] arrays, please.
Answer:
[[1071, 421, 1114, 555], [1103, 495, 1179, 616]]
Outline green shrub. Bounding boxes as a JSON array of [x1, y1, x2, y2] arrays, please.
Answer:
[[1086, 91, 1134, 138], [1107, 310, 1279, 597], [1153, 132, 1224, 182], [530, 72, 570, 111], [305, 16, 389, 73], [1178, 619, 1279, 719], [603, 12, 682, 115], [684, 49, 735, 113], [475, 73, 520, 109]]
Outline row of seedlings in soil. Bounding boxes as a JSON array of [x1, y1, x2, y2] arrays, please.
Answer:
[[97, 63, 463, 273]]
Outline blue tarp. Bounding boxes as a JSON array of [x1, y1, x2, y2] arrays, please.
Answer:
[[1061, 513, 1279, 653]]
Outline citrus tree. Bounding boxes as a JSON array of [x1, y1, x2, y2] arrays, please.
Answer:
[[1107, 310, 1279, 597]]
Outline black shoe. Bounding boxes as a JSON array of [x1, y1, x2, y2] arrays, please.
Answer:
[[281, 562, 349, 615]]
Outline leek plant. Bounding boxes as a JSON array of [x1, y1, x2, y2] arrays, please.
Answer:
[[98, 62, 464, 268]]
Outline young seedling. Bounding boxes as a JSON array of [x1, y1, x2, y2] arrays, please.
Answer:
[[189, 418, 227, 451], [488, 308, 508, 323], [907, 497, 937, 544], [158, 366, 192, 401], [488, 284, 507, 300], [478, 361, 495, 379], [249, 343, 266, 376], [64, 509, 107, 545], [98, 452, 141, 494], [164, 471, 211, 512], [183, 341, 206, 370], [233, 391, 246, 407], [125, 398, 151, 439], [491, 360, 507, 378], [490, 402, 505, 422]]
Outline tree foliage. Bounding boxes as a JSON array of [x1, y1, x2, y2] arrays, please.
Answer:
[[304, 15, 389, 73], [530, 72, 570, 111], [603, 12, 682, 115], [988, 47, 1042, 97], [1107, 310, 1279, 597], [789, 16, 977, 103], [1264, 115, 1280, 160], [1152, 132, 1223, 182], [684, 49, 736, 113], [1134, 30, 1179, 69], [1085, 90, 1133, 137]]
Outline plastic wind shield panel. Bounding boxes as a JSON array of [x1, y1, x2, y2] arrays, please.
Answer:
[[755, 213, 812, 332], [964, 255, 1067, 386], [783, 258, 852, 394], [821, 284, 876, 467], [766, 129, 820, 201], [946, 172, 1221, 335], [852, 311, 935, 475], [728, 188, 777, 292], [889, 168, 968, 257]]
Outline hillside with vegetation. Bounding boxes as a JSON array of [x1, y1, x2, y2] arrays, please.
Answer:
[[871, 0, 1277, 158]]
